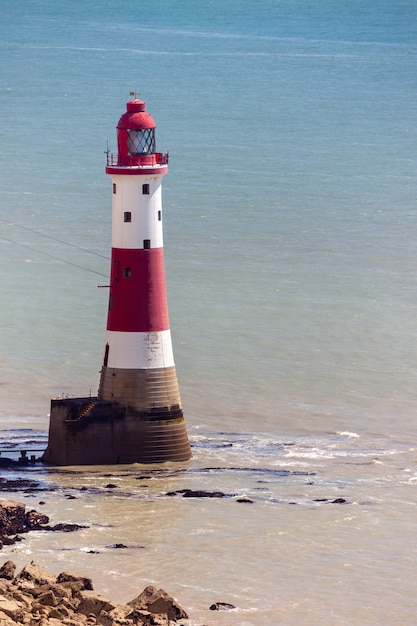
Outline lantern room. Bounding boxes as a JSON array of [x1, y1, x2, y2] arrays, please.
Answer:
[[117, 99, 156, 164], [107, 99, 168, 171]]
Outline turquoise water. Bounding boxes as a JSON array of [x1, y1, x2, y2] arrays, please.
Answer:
[[1, 1, 417, 623]]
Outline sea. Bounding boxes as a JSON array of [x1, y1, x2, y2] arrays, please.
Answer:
[[0, 0, 417, 624]]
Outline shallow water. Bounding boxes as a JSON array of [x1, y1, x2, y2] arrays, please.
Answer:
[[1, 427, 416, 625], [1, 0, 417, 623]]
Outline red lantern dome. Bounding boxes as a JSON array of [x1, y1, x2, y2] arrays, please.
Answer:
[[107, 99, 168, 171]]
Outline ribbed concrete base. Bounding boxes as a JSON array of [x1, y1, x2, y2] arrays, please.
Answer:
[[98, 366, 182, 411], [42, 397, 191, 466]]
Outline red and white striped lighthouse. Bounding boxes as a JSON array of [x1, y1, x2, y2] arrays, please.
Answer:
[[97, 97, 191, 462], [43, 97, 191, 465]]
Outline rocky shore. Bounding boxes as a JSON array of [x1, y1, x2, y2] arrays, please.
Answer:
[[0, 500, 188, 625], [0, 561, 188, 625]]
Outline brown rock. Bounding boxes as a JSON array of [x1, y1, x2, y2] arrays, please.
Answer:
[[15, 562, 57, 587], [61, 614, 87, 626], [0, 609, 15, 625], [10, 589, 32, 608], [128, 585, 188, 621], [49, 583, 73, 602], [48, 618, 74, 626], [49, 605, 72, 619], [0, 596, 25, 621], [76, 590, 115, 617], [37, 589, 59, 607], [57, 571, 93, 591], [97, 605, 131, 625]]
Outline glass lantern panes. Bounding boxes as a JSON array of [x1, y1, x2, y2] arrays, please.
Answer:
[[127, 129, 155, 155]]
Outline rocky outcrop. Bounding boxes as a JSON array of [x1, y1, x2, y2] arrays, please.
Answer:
[[0, 501, 26, 543], [0, 561, 188, 625], [0, 500, 87, 549]]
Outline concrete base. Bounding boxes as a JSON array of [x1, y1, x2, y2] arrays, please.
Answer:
[[42, 397, 192, 465]]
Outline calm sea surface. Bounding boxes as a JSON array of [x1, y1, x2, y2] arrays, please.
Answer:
[[1, 1, 417, 624]]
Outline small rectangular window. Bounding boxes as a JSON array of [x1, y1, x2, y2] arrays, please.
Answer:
[[143, 239, 151, 250], [123, 267, 132, 278], [158, 210, 162, 221], [142, 184, 150, 195], [124, 211, 132, 223], [113, 183, 116, 194]]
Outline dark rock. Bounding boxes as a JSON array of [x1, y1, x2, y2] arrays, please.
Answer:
[[2, 536, 18, 546], [48, 523, 88, 532], [0, 500, 26, 537], [236, 498, 253, 503], [0, 560, 16, 580], [107, 543, 128, 549], [0, 478, 40, 492], [182, 489, 226, 498], [25, 509, 50, 529], [0, 499, 87, 549], [105, 483, 118, 489], [0, 457, 18, 466], [332, 498, 348, 504], [209, 601, 236, 610], [167, 489, 227, 498]]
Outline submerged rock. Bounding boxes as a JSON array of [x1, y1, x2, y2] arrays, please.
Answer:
[[209, 601, 236, 610], [166, 489, 228, 498]]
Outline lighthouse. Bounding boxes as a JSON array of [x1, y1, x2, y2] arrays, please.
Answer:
[[43, 97, 191, 465]]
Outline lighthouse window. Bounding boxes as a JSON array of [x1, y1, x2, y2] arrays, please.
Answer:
[[143, 239, 151, 250], [142, 184, 150, 195], [127, 129, 155, 155], [124, 211, 132, 223], [158, 210, 161, 221], [112, 183, 116, 194], [123, 267, 132, 278]]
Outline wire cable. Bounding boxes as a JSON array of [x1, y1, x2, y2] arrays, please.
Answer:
[[0, 235, 108, 278], [0, 217, 110, 261]]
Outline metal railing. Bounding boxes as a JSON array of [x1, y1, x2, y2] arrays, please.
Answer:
[[106, 152, 169, 167]]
